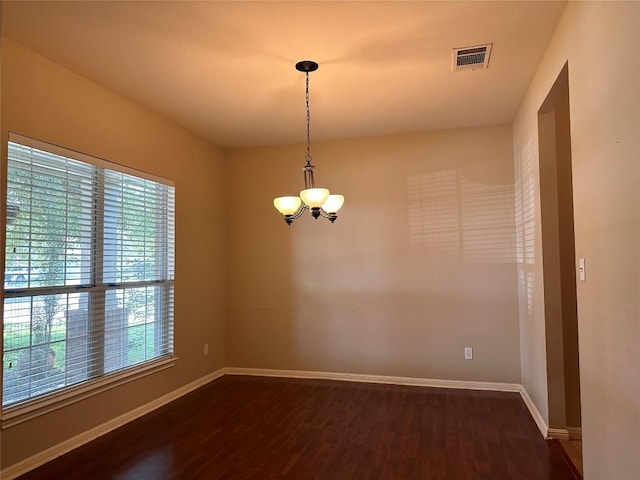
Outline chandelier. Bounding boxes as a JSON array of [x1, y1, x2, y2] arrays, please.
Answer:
[[273, 60, 344, 225]]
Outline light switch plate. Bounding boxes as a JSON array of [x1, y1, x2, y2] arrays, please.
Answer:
[[579, 258, 586, 281]]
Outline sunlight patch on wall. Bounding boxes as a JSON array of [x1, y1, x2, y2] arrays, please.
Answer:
[[515, 139, 538, 325], [516, 140, 537, 265], [407, 170, 516, 262], [408, 170, 461, 255]]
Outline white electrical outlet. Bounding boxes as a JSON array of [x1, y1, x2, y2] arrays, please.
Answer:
[[204, 344, 209, 355], [464, 347, 473, 360]]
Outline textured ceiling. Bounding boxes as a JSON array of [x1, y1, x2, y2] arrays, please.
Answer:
[[2, 1, 567, 148]]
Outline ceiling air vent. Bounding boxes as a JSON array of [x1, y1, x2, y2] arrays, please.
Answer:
[[452, 44, 492, 71]]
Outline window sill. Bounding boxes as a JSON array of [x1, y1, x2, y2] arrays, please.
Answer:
[[1, 356, 178, 429]]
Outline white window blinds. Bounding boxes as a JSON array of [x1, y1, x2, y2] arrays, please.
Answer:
[[3, 134, 175, 408]]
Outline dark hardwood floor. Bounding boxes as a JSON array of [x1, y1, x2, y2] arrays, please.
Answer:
[[18, 375, 579, 479]]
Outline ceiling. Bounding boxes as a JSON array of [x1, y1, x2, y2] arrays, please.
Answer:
[[2, 1, 567, 149]]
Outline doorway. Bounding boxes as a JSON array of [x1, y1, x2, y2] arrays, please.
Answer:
[[537, 63, 583, 474]]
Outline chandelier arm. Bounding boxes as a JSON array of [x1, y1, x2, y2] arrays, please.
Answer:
[[317, 208, 338, 223], [282, 202, 308, 225], [292, 203, 308, 219], [317, 208, 330, 218]]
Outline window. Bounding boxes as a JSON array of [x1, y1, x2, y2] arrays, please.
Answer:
[[2, 134, 175, 410]]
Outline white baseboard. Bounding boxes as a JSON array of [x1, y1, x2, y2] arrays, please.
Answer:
[[546, 426, 581, 440], [0, 368, 225, 480], [518, 385, 549, 438], [224, 367, 522, 393], [547, 428, 570, 440]]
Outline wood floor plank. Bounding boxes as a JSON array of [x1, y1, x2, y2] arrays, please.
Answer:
[[16, 376, 577, 480]]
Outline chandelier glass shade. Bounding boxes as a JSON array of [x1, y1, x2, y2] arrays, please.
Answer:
[[273, 60, 344, 225]]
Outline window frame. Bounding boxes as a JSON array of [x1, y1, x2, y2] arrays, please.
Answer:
[[1, 133, 177, 427]]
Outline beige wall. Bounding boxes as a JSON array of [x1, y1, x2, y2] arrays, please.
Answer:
[[513, 2, 639, 479], [226, 126, 521, 384], [0, 39, 227, 468]]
